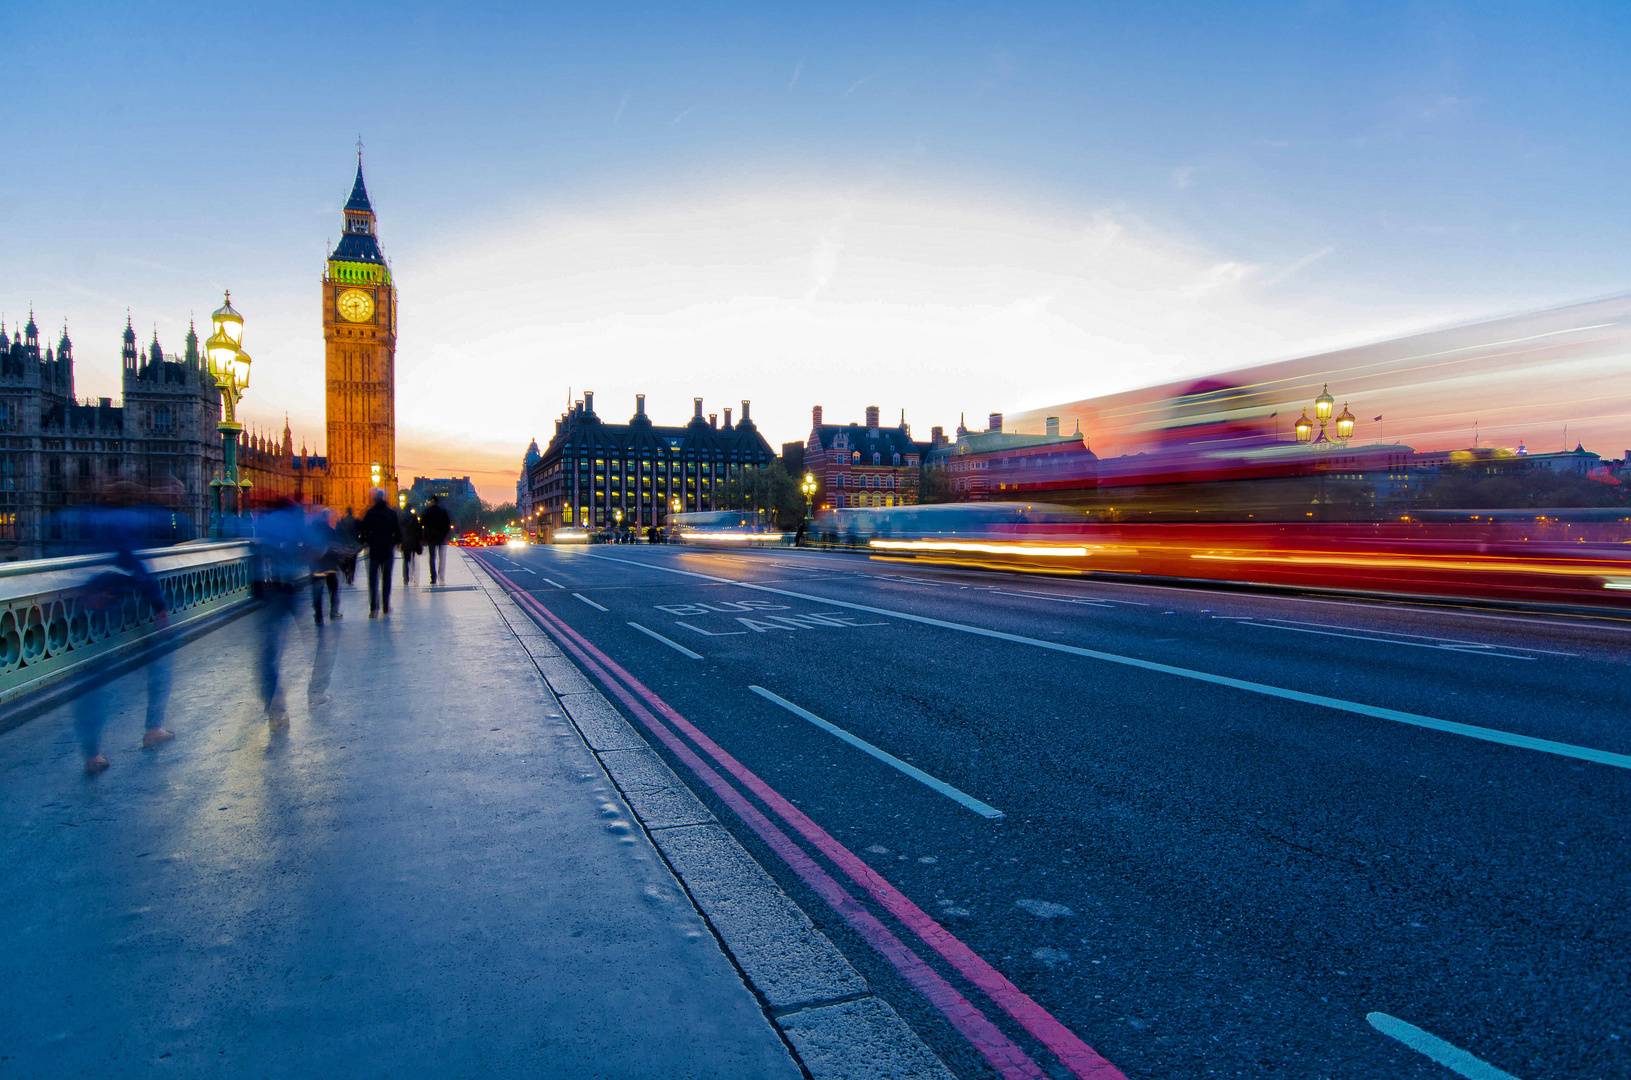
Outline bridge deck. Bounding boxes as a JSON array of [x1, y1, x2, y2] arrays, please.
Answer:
[[0, 552, 798, 1077]]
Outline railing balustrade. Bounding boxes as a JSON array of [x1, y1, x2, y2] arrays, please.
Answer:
[[0, 541, 257, 704]]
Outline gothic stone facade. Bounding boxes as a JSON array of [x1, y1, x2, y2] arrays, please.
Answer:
[[0, 315, 322, 557]]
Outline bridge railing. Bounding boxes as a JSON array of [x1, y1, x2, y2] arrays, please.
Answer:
[[0, 541, 258, 705]]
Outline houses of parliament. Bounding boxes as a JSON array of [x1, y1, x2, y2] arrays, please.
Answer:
[[0, 160, 398, 556]]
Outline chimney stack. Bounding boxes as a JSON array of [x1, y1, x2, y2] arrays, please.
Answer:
[[723, 407, 733, 430], [694, 397, 704, 421], [988, 412, 1002, 433], [584, 391, 595, 415], [740, 399, 751, 423], [636, 393, 646, 416], [709, 413, 717, 429], [1045, 416, 1060, 437], [866, 405, 880, 434], [812, 405, 823, 428]]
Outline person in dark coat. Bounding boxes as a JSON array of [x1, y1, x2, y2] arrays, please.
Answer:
[[420, 496, 452, 584], [336, 507, 362, 584], [399, 506, 424, 586], [360, 489, 402, 617]]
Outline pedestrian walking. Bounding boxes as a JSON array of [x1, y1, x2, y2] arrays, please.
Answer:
[[253, 498, 311, 727], [337, 507, 362, 584], [421, 496, 451, 585], [308, 508, 344, 624], [360, 489, 401, 617], [71, 495, 174, 774], [400, 505, 423, 586]]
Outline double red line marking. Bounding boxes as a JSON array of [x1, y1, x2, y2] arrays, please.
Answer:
[[479, 556, 1126, 1080]]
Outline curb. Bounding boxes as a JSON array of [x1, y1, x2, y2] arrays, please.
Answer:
[[467, 553, 958, 1080]]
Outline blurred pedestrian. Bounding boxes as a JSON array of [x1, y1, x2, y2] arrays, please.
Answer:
[[70, 489, 174, 775], [308, 507, 343, 624], [399, 504, 423, 586], [421, 496, 451, 585], [254, 497, 310, 727], [337, 506, 362, 584], [360, 489, 401, 617]]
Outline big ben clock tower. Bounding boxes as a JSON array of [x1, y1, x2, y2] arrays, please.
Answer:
[[323, 158, 398, 512]]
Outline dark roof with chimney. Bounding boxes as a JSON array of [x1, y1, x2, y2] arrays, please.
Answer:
[[811, 423, 924, 464]]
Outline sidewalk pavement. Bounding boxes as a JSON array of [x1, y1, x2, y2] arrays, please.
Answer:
[[0, 551, 804, 1077]]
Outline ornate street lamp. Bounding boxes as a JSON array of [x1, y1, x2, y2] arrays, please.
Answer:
[[370, 461, 382, 492], [1294, 409, 1314, 444], [1335, 403, 1356, 441], [801, 471, 817, 519], [206, 290, 253, 537]]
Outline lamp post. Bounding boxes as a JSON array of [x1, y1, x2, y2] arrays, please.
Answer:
[[371, 461, 382, 495], [205, 291, 252, 538], [801, 471, 817, 522]]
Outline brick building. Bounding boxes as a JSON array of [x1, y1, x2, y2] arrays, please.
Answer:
[[923, 412, 1097, 501], [804, 405, 931, 510]]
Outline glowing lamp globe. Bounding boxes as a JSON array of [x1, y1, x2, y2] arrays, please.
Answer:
[[1294, 410, 1314, 444], [211, 291, 244, 348], [204, 330, 238, 385], [229, 348, 252, 392], [1335, 404, 1355, 441], [1315, 384, 1335, 422]]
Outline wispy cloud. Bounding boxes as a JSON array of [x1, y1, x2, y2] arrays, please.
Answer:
[[788, 59, 803, 92], [1260, 244, 1335, 287], [1179, 260, 1250, 297], [613, 91, 630, 125], [845, 74, 872, 96], [670, 106, 696, 127]]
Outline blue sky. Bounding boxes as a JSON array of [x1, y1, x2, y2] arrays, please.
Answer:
[[4, 2, 1629, 495]]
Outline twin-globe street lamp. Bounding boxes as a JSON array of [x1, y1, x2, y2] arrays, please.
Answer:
[[1293, 384, 1357, 445], [204, 292, 253, 537], [801, 471, 817, 519]]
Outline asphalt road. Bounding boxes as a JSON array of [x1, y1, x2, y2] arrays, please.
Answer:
[[479, 541, 1631, 1080]]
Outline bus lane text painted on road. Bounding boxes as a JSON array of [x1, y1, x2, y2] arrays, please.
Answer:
[[656, 599, 888, 634]]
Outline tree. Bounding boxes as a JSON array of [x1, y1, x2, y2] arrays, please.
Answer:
[[720, 461, 805, 528], [913, 462, 955, 504]]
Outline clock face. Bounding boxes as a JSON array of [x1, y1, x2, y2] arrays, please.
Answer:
[[337, 289, 374, 323]]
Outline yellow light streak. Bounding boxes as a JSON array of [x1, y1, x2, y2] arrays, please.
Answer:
[[679, 531, 786, 541]]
